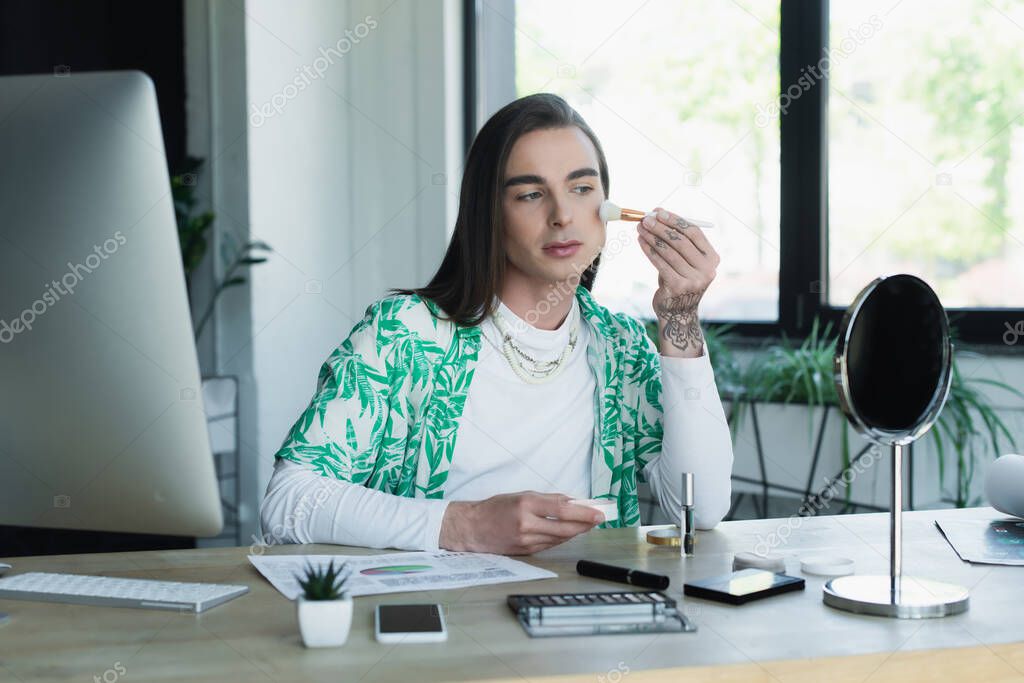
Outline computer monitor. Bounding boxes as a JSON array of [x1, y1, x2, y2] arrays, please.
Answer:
[[0, 70, 223, 538]]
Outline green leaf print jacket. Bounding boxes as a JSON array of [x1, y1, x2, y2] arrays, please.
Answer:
[[274, 285, 670, 528]]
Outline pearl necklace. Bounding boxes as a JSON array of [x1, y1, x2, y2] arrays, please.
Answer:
[[489, 303, 580, 384]]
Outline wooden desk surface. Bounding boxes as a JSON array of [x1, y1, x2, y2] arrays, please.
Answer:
[[2, 507, 1023, 683]]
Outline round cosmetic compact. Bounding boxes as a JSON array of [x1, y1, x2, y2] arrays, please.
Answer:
[[800, 555, 855, 577], [645, 527, 682, 547], [568, 498, 619, 524]]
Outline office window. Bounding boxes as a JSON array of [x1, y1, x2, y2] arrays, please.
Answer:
[[471, 1, 1024, 343], [512, 1, 782, 321], [828, 0, 1024, 308]]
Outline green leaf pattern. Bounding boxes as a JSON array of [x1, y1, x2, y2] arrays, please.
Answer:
[[273, 287, 669, 529]]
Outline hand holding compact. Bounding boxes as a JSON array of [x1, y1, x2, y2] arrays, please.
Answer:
[[439, 491, 604, 555]]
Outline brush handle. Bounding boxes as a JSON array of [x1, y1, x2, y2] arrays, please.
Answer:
[[627, 208, 714, 228], [606, 201, 715, 228], [618, 207, 646, 221]]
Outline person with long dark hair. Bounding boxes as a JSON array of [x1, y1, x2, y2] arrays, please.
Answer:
[[259, 93, 734, 555]]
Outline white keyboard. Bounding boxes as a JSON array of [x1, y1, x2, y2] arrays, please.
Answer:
[[0, 572, 249, 613]]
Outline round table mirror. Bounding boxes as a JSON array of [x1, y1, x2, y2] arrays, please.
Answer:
[[824, 274, 968, 618]]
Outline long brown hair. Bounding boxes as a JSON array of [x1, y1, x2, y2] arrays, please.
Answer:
[[390, 93, 610, 327]]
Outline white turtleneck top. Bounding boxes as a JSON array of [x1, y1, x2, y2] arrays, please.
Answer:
[[258, 295, 734, 552]]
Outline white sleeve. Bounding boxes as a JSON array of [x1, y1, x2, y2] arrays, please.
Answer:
[[643, 352, 734, 529], [258, 457, 452, 551]]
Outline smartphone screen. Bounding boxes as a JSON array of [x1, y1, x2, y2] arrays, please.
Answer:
[[376, 603, 446, 641]]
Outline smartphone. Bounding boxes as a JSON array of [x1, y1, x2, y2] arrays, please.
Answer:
[[374, 603, 448, 643], [683, 568, 805, 605]]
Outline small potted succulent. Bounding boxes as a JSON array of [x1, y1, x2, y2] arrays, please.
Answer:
[[295, 560, 353, 648]]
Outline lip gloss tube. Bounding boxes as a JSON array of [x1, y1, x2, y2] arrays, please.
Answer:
[[681, 473, 695, 557]]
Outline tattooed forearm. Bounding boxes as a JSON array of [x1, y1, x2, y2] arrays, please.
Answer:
[[655, 292, 704, 353]]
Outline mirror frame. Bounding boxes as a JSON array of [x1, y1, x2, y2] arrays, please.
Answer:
[[833, 273, 954, 447]]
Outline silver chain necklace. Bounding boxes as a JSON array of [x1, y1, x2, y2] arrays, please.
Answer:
[[488, 303, 580, 384]]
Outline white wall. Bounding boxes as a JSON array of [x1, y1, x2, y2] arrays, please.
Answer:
[[235, 0, 462, 541], [184, 0, 257, 544], [185, 0, 463, 543]]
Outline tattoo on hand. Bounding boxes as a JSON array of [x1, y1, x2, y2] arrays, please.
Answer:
[[673, 217, 706, 255], [655, 292, 704, 352]]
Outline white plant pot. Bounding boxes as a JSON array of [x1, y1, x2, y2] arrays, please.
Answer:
[[297, 594, 353, 648]]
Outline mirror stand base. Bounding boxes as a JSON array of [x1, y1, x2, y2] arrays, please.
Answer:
[[823, 575, 969, 619]]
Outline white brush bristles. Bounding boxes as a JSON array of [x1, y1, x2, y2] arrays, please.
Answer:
[[598, 199, 621, 223]]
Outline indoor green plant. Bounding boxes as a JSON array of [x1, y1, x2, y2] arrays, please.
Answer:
[[930, 352, 1024, 507], [645, 317, 1022, 509], [172, 156, 271, 343], [294, 560, 353, 648], [729, 318, 839, 435], [718, 319, 860, 507]]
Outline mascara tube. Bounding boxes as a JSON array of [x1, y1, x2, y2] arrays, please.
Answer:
[[681, 472, 695, 556]]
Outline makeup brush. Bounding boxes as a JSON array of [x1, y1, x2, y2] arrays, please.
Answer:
[[598, 200, 646, 222], [599, 199, 713, 229]]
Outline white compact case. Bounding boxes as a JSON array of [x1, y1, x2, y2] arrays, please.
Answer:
[[569, 498, 619, 523]]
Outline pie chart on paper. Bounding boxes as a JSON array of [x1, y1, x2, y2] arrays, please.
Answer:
[[359, 564, 433, 576]]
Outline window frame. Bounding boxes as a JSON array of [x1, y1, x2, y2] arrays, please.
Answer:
[[464, 0, 1024, 349]]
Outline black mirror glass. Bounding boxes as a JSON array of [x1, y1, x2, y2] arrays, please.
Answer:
[[837, 274, 951, 441]]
